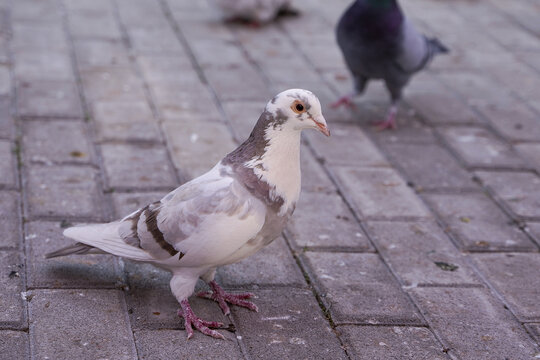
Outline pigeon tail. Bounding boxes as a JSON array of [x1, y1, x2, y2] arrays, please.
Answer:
[[427, 37, 449, 55], [44, 242, 104, 258]]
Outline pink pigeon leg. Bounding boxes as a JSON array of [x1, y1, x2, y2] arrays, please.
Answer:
[[178, 299, 225, 340], [197, 280, 258, 315], [372, 104, 398, 131], [330, 93, 357, 109]]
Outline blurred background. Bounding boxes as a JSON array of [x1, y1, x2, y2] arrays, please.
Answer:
[[1, 0, 540, 359]]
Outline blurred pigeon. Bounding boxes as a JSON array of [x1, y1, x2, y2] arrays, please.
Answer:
[[45, 89, 329, 339], [332, 0, 448, 130], [211, 0, 298, 25]]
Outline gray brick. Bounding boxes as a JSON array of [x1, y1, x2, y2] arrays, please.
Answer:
[[0, 140, 17, 188], [303, 252, 423, 325], [263, 62, 323, 85], [306, 123, 389, 167], [117, 0, 168, 28], [12, 0, 62, 23], [16, 80, 83, 118], [339, 326, 448, 360], [13, 50, 73, 82], [232, 288, 348, 360], [439, 126, 526, 169], [68, 13, 122, 40], [475, 101, 540, 142], [134, 329, 242, 359], [0, 191, 22, 249], [424, 193, 535, 251], [366, 220, 480, 286], [475, 171, 540, 219], [0, 252, 25, 328], [189, 40, 245, 68], [127, 27, 185, 55], [22, 120, 92, 165], [437, 71, 512, 106], [164, 120, 236, 180], [287, 191, 372, 250], [80, 68, 147, 104], [29, 289, 137, 359], [0, 97, 15, 139], [12, 23, 68, 52], [299, 147, 336, 194], [221, 99, 266, 141], [333, 166, 430, 219], [64, 0, 114, 13], [101, 143, 177, 190], [472, 253, 540, 322], [526, 222, 540, 247], [0, 65, 9, 96], [409, 287, 539, 360], [91, 100, 162, 142], [25, 221, 123, 288], [383, 143, 476, 191], [26, 165, 103, 219], [216, 237, 305, 288], [124, 262, 229, 331], [516, 143, 540, 171], [0, 331, 29, 360], [150, 82, 222, 122], [525, 323, 540, 344], [204, 64, 271, 102], [371, 119, 436, 147], [408, 91, 482, 125], [73, 39, 130, 69], [136, 55, 195, 86], [112, 191, 167, 217]]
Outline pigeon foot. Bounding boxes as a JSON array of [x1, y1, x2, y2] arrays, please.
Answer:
[[372, 106, 397, 131], [330, 95, 356, 109], [197, 280, 258, 315], [178, 299, 225, 340]]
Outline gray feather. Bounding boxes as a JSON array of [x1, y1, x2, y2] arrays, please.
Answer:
[[44, 242, 105, 259]]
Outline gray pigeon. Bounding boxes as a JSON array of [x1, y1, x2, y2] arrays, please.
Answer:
[[45, 89, 329, 339], [332, 0, 448, 130]]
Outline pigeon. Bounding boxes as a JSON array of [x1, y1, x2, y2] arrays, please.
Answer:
[[211, 0, 298, 25], [332, 0, 448, 130], [45, 89, 330, 339]]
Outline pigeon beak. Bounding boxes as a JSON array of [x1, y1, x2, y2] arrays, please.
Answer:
[[314, 118, 330, 137]]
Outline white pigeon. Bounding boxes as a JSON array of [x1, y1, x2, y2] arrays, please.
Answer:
[[46, 89, 330, 339], [211, 0, 295, 24]]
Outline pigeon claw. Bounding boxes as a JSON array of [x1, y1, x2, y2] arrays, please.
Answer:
[[372, 118, 397, 131], [330, 95, 356, 109], [198, 280, 258, 315], [372, 107, 398, 131], [178, 299, 225, 340]]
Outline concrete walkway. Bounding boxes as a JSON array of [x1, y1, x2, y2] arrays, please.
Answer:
[[1, 0, 540, 358]]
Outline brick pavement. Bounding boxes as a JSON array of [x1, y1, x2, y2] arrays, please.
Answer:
[[1, 0, 540, 359]]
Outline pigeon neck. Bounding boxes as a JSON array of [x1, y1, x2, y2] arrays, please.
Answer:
[[223, 110, 302, 215], [245, 124, 302, 215]]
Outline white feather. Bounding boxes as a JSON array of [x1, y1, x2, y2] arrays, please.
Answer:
[[63, 223, 153, 262]]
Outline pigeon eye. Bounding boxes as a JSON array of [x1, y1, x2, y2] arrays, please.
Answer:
[[291, 100, 306, 114]]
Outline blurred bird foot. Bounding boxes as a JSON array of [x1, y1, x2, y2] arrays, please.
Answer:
[[197, 280, 258, 315], [330, 94, 356, 109], [372, 106, 398, 131], [225, 17, 261, 28], [178, 299, 225, 339]]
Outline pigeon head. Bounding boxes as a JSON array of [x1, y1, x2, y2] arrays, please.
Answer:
[[265, 88, 330, 137], [223, 89, 328, 215]]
